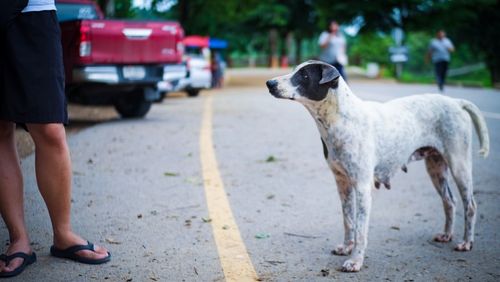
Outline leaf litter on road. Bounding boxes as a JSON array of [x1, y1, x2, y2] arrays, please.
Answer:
[[105, 238, 122, 245], [284, 232, 319, 239], [258, 155, 280, 163], [255, 233, 270, 239]]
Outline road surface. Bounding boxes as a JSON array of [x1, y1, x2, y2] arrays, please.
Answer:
[[3, 72, 500, 281]]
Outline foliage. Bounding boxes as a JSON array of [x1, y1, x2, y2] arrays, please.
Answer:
[[93, 0, 499, 85], [96, 0, 135, 18], [403, 32, 431, 73], [348, 32, 393, 66], [399, 68, 491, 88], [439, 0, 500, 84]]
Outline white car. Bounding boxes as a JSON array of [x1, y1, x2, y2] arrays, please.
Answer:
[[175, 55, 212, 97]]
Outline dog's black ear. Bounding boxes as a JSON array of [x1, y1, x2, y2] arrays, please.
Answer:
[[319, 64, 340, 85]]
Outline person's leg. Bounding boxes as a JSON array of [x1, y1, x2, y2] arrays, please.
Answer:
[[435, 61, 446, 92], [441, 61, 449, 91], [333, 62, 347, 82], [26, 123, 109, 260], [434, 62, 440, 91], [0, 121, 32, 273]]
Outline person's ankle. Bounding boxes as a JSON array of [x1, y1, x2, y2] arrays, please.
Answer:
[[8, 231, 30, 244], [53, 230, 86, 248], [5, 237, 31, 253], [53, 228, 73, 242]]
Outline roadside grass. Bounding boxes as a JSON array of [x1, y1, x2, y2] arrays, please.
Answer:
[[396, 68, 492, 88]]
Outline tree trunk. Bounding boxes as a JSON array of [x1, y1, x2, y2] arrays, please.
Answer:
[[295, 35, 302, 65], [269, 29, 279, 68], [178, 0, 189, 29], [97, 0, 114, 16], [282, 32, 293, 67]]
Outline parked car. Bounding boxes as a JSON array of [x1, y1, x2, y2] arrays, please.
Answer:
[[176, 52, 212, 97], [56, 0, 186, 118], [168, 36, 212, 97]]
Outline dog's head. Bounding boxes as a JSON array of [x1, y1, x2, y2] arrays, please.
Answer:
[[266, 60, 340, 102]]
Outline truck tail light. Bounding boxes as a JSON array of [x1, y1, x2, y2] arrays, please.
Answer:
[[79, 22, 92, 57]]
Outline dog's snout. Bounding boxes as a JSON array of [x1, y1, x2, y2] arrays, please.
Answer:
[[266, 79, 278, 90]]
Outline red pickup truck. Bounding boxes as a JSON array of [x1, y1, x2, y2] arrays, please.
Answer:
[[56, 0, 186, 117]]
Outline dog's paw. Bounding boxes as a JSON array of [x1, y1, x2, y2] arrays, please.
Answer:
[[331, 242, 354, 256], [433, 233, 453, 243], [455, 241, 473, 251], [341, 258, 363, 272]]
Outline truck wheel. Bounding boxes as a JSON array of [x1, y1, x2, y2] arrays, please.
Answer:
[[186, 88, 200, 97], [114, 94, 152, 118]]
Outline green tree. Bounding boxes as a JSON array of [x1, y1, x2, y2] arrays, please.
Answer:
[[96, 0, 135, 18], [348, 32, 393, 67], [314, 0, 500, 85], [435, 0, 500, 86]]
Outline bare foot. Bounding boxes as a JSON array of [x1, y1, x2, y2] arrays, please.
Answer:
[[455, 241, 473, 251], [54, 231, 109, 261], [433, 233, 452, 243], [0, 239, 33, 275]]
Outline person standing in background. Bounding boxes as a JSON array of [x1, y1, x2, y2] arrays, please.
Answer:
[[0, 0, 110, 278], [427, 29, 455, 92], [318, 20, 348, 81]]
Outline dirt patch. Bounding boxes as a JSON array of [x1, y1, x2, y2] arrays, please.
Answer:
[[15, 104, 119, 158], [15, 129, 35, 158]]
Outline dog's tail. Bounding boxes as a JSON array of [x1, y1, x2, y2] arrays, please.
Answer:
[[458, 99, 490, 158]]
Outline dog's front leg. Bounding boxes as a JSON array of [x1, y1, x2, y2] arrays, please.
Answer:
[[341, 181, 372, 272], [332, 172, 355, 256]]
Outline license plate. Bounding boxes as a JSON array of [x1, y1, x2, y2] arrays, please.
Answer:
[[123, 66, 146, 80]]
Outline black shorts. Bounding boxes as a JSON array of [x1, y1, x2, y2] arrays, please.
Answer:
[[0, 10, 68, 124]]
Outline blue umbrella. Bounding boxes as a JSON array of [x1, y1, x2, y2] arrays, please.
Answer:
[[209, 38, 228, 49]]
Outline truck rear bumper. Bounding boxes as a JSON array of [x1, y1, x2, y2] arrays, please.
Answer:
[[73, 66, 121, 84], [67, 64, 187, 105], [72, 64, 186, 85]]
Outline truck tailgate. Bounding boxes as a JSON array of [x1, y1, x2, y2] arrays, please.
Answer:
[[86, 20, 182, 64]]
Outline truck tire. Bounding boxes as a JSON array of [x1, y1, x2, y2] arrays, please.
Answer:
[[114, 93, 152, 118], [186, 88, 200, 97]]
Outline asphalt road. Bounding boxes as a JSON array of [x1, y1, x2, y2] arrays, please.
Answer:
[[3, 73, 500, 281]]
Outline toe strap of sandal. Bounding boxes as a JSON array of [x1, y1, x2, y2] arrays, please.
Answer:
[[0, 252, 34, 265], [62, 241, 95, 254]]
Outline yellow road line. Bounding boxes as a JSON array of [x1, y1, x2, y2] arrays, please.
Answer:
[[199, 94, 258, 282]]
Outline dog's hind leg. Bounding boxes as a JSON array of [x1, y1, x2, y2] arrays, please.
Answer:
[[331, 171, 355, 256], [448, 153, 476, 251], [425, 154, 456, 243]]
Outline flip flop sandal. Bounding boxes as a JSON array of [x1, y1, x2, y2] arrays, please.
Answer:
[[0, 252, 37, 278], [50, 241, 111, 265]]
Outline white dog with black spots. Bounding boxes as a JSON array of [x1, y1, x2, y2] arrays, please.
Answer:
[[266, 60, 489, 272]]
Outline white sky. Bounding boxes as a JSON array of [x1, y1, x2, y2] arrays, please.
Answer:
[[132, 0, 150, 8], [133, 0, 176, 12]]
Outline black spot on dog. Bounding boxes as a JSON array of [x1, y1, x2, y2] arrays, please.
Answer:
[[291, 62, 340, 101], [321, 138, 328, 159]]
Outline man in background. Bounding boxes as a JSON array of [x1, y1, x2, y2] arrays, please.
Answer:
[[318, 20, 348, 81], [427, 29, 455, 92]]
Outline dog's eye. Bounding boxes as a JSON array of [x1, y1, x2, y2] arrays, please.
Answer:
[[303, 74, 309, 80]]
